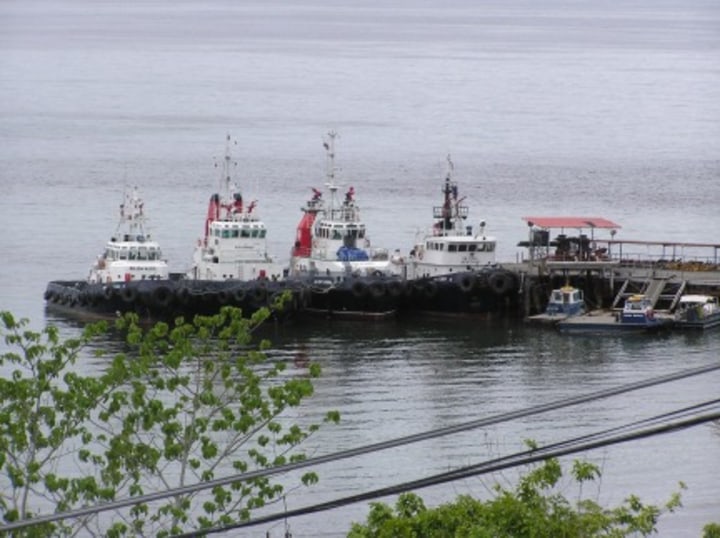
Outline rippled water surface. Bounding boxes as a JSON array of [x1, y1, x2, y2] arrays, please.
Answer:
[[2, 1, 719, 536]]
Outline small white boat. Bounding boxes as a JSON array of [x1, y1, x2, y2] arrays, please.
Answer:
[[528, 285, 585, 324], [289, 131, 403, 279], [187, 135, 286, 282], [88, 187, 169, 284], [674, 294, 720, 329], [407, 155, 497, 279]]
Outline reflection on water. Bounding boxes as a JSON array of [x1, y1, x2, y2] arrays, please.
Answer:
[[31, 304, 720, 537], [3, 0, 720, 534], [260, 317, 720, 537]]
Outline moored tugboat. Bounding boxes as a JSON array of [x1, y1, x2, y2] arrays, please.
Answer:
[[288, 131, 406, 319], [44, 182, 307, 322], [403, 156, 519, 317], [187, 134, 286, 282], [44, 186, 180, 320]]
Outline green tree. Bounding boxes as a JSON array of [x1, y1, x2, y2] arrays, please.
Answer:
[[348, 456, 685, 538], [0, 306, 338, 537]]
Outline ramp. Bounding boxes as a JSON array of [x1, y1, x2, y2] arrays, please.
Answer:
[[612, 276, 685, 311], [642, 277, 668, 307]]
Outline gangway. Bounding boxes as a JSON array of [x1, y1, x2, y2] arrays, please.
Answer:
[[612, 276, 687, 312]]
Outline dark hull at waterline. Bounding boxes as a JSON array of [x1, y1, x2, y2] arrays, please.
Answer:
[[44, 278, 310, 322], [44, 268, 523, 322]]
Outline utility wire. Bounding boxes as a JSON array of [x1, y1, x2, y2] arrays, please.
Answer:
[[1, 362, 719, 532], [180, 405, 720, 537]]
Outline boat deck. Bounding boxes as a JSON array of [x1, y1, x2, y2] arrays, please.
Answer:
[[558, 310, 674, 332], [527, 312, 573, 325]]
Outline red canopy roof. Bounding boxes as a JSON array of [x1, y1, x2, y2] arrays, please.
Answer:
[[523, 216, 621, 229]]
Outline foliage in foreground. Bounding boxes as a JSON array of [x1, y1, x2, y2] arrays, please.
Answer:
[[348, 456, 687, 538], [0, 305, 339, 537]]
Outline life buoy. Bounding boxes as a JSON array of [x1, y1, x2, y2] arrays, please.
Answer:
[[249, 285, 267, 305], [121, 287, 138, 304], [412, 280, 426, 297], [351, 281, 368, 298], [152, 286, 174, 308], [369, 281, 386, 298], [387, 280, 404, 297], [424, 281, 438, 298], [86, 292, 98, 307], [176, 287, 191, 305], [217, 290, 231, 305], [458, 274, 475, 293], [232, 287, 246, 303], [489, 272, 512, 295]]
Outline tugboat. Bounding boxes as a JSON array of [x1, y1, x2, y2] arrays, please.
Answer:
[[88, 186, 169, 284], [187, 134, 286, 282], [44, 187, 178, 320], [44, 182, 307, 322], [402, 156, 518, 317], [290, 131, 402, 279], [407, 155, 497, 279], [288, 131, 405, 319]]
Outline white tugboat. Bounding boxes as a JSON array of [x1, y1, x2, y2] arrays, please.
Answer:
[[401, 156, 519, 317], [289, 131, 402, 279], [45, 177, 307, 321], [88, 187, 169, 284], [187, 135, 286, 282], [45, 187, 176, 319], [407, 155, 497, 279]]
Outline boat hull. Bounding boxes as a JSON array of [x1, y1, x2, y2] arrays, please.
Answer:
[[557, 311, 674, 333], [44, 269, 523, 323], [300, 275, 406, 318], [44, 279, 310, 322], [402, 269, 520, 317], [675, 312, 720, 330]]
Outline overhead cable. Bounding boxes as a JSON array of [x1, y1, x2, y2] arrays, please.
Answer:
[[181, 406, 720, 536], [1, 362, 718, 532]]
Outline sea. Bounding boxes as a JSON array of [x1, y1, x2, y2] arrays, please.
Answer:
[[1, 1, 719, 536]]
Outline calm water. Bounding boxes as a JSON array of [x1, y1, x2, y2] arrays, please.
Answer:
[[1, 1, 719, 536]]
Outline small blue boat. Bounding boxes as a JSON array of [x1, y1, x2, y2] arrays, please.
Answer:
[[528, 285, 585, 325], [558, 294, 673, 333]]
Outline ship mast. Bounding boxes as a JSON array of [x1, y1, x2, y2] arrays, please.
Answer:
[[116, 186, 148, 239], [324, 130, 340, 214], [219, 134, 238, 200]]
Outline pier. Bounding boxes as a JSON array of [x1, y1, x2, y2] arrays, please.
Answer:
[[508, 230, 720, 317]]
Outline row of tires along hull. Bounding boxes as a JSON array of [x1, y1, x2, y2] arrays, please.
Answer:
[[44, 269, 520, 320]]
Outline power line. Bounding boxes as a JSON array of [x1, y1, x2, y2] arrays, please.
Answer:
[[1, 362, 718, 533], [181, 405, 720, 536]]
